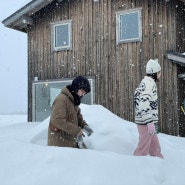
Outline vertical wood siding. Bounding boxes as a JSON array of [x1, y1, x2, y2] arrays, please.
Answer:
[[27, 0, 185, 136]]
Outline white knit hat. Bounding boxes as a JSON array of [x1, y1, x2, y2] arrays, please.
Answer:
[[146, 59, 161, 74]]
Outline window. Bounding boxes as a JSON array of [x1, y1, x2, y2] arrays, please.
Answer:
[[32, 77, 95, 121], [51, 20, 72, 51], [116, 8, 142, 44]]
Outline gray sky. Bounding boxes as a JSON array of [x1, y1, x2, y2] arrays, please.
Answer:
[[0, 1, 28, 114]]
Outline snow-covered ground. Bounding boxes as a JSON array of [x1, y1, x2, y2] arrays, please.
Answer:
[[0, 104, 185, 185]]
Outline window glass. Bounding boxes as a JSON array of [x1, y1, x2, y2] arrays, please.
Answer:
[[55, 24, 69, 47], [32, 79, 94, 121], [120, 12, 139, 41]]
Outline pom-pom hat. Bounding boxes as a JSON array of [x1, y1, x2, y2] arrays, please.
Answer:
[[146, 59, 161, 74]]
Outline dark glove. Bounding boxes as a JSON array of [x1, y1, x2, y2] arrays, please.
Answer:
[[83, 125, 93, 136], [76, 135, 84, 149]]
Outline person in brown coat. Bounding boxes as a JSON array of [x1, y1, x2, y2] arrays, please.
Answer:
[[48, 76, 93, 148]]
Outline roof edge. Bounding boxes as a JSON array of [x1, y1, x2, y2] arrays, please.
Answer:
[[166, 51, 185, 65], [2, 0, 55, 32]]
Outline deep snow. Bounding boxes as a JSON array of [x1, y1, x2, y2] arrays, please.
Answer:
[[0, 104, 185, 185]]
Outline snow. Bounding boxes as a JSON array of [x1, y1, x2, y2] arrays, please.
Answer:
[[0, 104, 185, 185]]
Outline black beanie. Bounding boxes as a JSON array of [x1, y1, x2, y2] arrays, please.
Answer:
[[71, 76, 91, 93]]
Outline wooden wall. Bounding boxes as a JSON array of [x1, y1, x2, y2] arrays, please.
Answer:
[[27, 0, 185, 136]]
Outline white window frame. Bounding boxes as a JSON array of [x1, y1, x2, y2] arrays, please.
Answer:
[[116, 8, 142, 44], [51, 20, 72, 51]]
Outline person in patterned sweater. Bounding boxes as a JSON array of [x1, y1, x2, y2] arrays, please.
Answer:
[[133, 59, 164, 158]]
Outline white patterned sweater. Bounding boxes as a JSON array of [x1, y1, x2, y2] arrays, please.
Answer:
[[134, 76, 159, 125]]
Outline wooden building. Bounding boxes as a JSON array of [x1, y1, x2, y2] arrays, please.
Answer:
[[2, 0, 185, 136]]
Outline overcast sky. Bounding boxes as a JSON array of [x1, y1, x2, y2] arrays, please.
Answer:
[[0, 1, 29, 114]]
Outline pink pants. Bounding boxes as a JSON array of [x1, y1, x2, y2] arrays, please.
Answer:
[[134, 125, 164, 158]]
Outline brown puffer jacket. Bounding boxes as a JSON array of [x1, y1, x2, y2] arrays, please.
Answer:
[[48, 87, 87, 148]]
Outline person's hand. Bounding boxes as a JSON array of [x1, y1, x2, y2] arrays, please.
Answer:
[[83, 125, 93, 136], [76, 134, 84, 148], [147, 122, 155, 135], [77, 130, 83, 136], [78, 130, 85, 137]]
